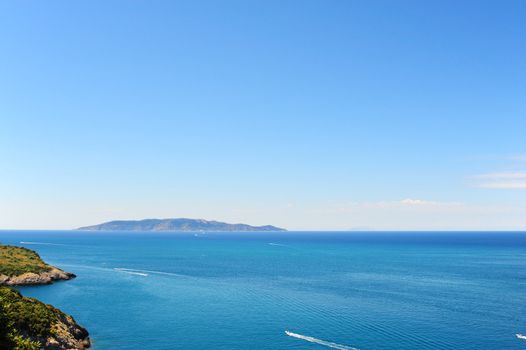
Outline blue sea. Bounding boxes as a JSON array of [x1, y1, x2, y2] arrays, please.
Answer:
[[1, 231, 526, 349]]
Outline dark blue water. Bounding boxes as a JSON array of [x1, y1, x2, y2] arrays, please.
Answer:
[[1, 231, 526, 349]]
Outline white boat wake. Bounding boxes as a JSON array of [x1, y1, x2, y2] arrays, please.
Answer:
[[113, 268, 186, 278], [113, 268, 148, 277], [517, 333, 526, 340], [20, 241, 66, 246], [285, 330, 359, 350]]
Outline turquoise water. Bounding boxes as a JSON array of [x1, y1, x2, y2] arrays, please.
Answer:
[[1, 231, 526, 349]]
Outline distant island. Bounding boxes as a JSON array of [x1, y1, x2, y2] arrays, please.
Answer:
[[77, 218, 286, 232]]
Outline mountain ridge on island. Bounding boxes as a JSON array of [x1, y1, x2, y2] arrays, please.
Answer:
[[77, 218, 286, 232]]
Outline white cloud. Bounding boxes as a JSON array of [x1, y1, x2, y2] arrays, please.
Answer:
[[508, 154, 526, 161], [399, 198, 463, 207], [475, 172, 526, 179], [472, 171, 526, 189], [332, 199, 464, 213], [400, 198, 429, 205], [477, 182, 526, 189], [308, 199, 526, 230]]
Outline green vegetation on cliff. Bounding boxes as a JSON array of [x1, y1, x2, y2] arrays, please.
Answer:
[[0, 245, 89, 349], [0, 287, 57, 349], [0, 287, 90, 350], [0, 246, 51, 277]]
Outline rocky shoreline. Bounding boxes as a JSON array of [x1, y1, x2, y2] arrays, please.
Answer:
[[43, 302, 92, 350], [0, 266, 76, 286], [0, 245, 90, 349], [0, 286, 91, 350]]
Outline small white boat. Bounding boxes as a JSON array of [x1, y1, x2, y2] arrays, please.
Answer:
[[516, 334, 526, 340]]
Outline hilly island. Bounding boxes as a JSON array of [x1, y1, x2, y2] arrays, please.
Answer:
[[77, 218, 286, 232]]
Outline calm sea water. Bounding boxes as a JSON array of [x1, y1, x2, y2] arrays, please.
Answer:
[[1, 231, 526, 350]]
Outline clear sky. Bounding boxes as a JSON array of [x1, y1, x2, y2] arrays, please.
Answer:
[[1, 1, 525, 230]]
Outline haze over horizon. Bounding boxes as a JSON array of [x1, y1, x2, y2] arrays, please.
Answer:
[[2, 1, 525, 231]]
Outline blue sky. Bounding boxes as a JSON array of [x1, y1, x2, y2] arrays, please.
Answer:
[[1, 1, 525, 230]]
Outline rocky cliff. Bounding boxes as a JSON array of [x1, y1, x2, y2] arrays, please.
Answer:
[[0, 287, 90, 350], [0, 245, 76, 286], [0, 244, 90, 349]]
